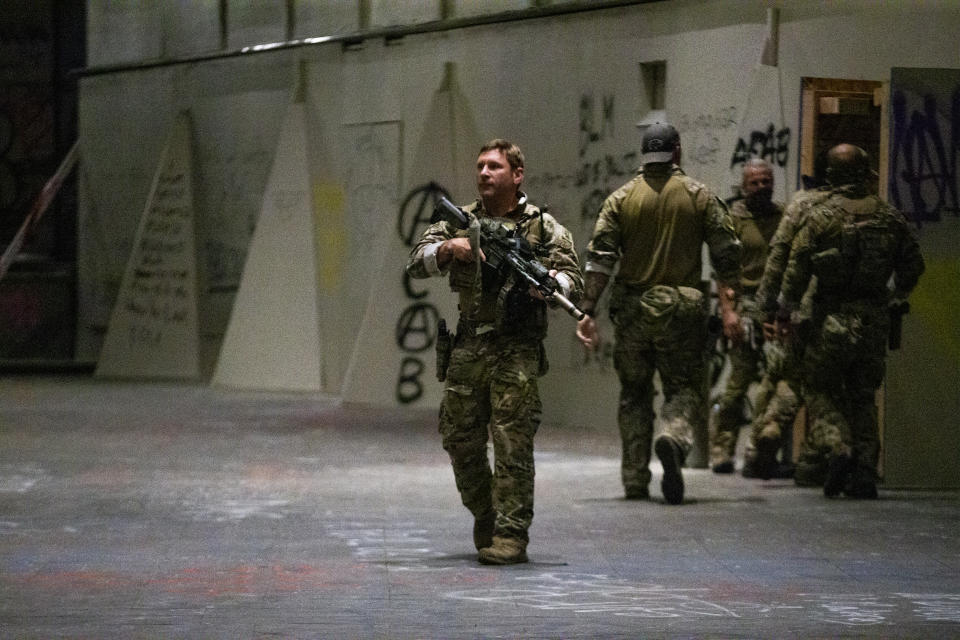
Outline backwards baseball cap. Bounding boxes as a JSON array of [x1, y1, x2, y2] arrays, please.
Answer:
[[641, 122, 680, 164]]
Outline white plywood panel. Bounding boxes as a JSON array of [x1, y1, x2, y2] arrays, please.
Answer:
[[96, 114, 200, 380], [727, 64, 790, 203], [212, 101, 322, 391], [339, 122, 407, 405]]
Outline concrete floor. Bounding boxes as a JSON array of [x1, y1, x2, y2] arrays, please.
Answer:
[[1, 376, 958, 639]]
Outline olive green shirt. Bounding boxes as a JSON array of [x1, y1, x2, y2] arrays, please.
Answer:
[[729, 198, 784, 293], [584, 165, 741, 289]]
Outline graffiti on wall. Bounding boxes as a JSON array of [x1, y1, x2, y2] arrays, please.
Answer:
[[890, 86, 960, 222], [576, 93, 637, 222], [730, 123, 791, 169], [675, 107, 738, 170], [394, 182, 449, 404]]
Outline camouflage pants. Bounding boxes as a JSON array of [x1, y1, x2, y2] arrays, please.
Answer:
[[710, 327, 763, 464], [610, 284, 708, 493], [438, 332, 542, 543], [743, 339, 803, 464], [799, 308, 888, 482]]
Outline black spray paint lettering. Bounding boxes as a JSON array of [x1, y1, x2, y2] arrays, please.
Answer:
[[675, 108, 738, 168], [676, 107, 739, 134], [395, 302, 439, 353], [398, 181, 448, 247], [577, 92, 638, 223], [394, 183, 450, 404], [576, 151, 638, 190], [730, 123, 790, 169], [890, 87, 960, 222], [579, 93, 615, 157]]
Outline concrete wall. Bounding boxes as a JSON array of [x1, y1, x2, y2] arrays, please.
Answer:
[[78, 0, 960, 483]]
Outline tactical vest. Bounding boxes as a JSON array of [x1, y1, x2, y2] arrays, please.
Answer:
[[812, 195, 899, 301], [447, 201, 551, 335]]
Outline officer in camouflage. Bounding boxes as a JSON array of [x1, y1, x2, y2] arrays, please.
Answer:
[[406, 139, 583, 564], [743, 182, 831, 482], [777, 144, 924, 499], [710, 158, 785, 474], [576, 122, 742, 505]]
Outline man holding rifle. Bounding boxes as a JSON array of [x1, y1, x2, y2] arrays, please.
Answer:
[[405, 139, 583, 564]]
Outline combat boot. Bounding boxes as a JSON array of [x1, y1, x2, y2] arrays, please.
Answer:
[[794, 459, 827, 487], [473, 510, 495, 551], [844, 480, 878, 499], [753, 423, 781, 480], [654, 435, 684, 505], [823, 453, 853, 498], [844, 467, 878, 499], [771, 462, 795, 479], [711, 458, 735, 474], [478, 536, 528, 565]]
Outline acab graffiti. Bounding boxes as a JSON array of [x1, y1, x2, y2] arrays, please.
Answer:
[[394, 183, 448, 404], [730, 123, 791, 169]]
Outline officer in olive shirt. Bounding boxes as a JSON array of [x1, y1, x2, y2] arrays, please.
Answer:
[[576, 123, 742, 505], [710, 158, 785, 474]]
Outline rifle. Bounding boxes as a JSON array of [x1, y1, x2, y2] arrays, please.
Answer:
[[888, 300, 910, 350], [435, 196, 585, 321]]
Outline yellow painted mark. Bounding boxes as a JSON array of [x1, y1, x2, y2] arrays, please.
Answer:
[[313, 182, 346, 292], [909, 257, 960, 363]]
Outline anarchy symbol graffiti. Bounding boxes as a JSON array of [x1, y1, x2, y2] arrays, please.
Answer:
[[395, 302, 439, 353], [397, 181, 452, 247]]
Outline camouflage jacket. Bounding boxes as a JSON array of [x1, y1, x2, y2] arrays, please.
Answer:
[[754, 187, 831, 319], [780, 184, 925, 315], [405, 193, 583, 334]]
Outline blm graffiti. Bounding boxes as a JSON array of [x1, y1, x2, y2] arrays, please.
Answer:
[[576, 93, 637, 222], [394, 183, 450, 404], [524, 92, 638, 371], [526, 92, 637, 226]]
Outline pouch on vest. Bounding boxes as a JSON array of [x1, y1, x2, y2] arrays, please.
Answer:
[[810, 247, 845, 290], [853, 221, 895, 291], [537, 340, 549, 377], [435, 318, 453, 382]]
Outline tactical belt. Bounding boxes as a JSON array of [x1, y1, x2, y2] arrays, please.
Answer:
[[818, 291, 887, 306], [456, 318, 496, 338], [612, 280, 655, 296]]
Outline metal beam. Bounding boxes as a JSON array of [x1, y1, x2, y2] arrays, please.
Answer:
[[73, 0, 667, 78]]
